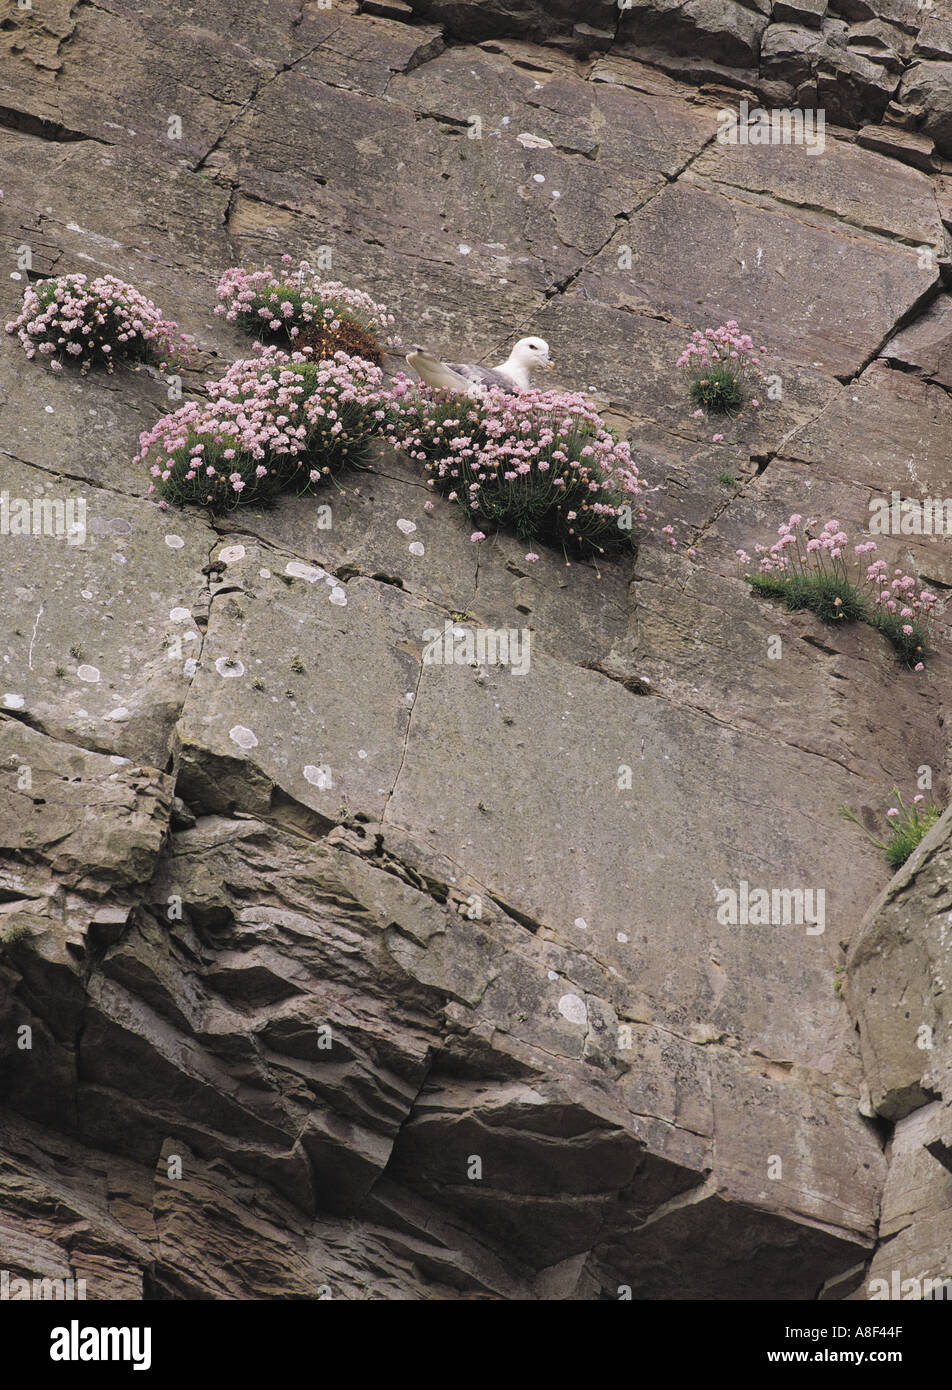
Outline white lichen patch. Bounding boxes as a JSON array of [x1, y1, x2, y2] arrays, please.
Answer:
[[516, 132, 552, 149], [77, 665, 100, 683], [215, 657, 245, 679], [103, 707, 129, 721], [169, 607, 191, 622], [558, 993, 587, 1026], [164, 535, 185, 550], [574, 917, 588, 930], [396, 518, 417, 534], [183, 657, 198, 677], [229, 725, 258, 749], [218, 545, 246, 564], [408, 541, 425, 557], [329, 587, 347, 606], [1, 693, 25, 710], [303, 765, 329, 787], [286, 561, 328, 583]]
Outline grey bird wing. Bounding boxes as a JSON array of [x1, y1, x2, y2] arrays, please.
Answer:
[[446, 361, 518, 392]]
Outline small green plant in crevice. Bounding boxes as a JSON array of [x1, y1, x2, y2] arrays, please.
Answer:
[[0, 921, 33, 950], [833, 965, 846, 996], [738, 514, 940, 669], [718, 471, 739, 489], [678, 321, 766, 419], [691, 362, 743, 415], [841, 788, 944, 871], [290, 656, 305, 674]]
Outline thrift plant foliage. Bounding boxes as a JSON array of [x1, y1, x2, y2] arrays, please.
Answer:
[[138, 348, 385, 511], [215, 256, 394, 365], [385, 378, 648, 557], [5, 273, 187, 374], [841, 788, 944, 870], [738, 514, 938, 668], [679, 321, 765, 417]]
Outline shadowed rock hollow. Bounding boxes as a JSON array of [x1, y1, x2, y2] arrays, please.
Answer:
[[0, 0, 950, 1300]]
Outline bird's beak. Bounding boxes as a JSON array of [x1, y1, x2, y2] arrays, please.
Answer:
[[545, 359, 555, 371]]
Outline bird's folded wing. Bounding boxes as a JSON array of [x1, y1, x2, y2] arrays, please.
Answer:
[[406, 350, 516, 394], [447, 361, 517, 391]]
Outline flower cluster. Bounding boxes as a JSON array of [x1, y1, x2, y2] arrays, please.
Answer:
[[137, 347, 384, 510], [738, 514, 940, 667], [385, 380, 648, 556], [214, 257, 395, 364], [5, 274, 188, 375], [678, 321, 766, 416]]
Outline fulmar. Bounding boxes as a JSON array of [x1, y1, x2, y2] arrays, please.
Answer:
[[405, 336, 553, 395]]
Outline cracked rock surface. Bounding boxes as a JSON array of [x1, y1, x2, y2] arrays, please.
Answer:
[[0, 0, 949, 1299]]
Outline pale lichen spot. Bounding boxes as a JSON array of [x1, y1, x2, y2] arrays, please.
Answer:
[[215, 657, 245, 678], [77, 665, 100, 683], [558, 993, 587, 1026], [1, 693, 25, 710], [218, 544, 246, 564], [169, 607, 190, 622], [408, 541, 425, 557], [164, 535, 185, 550], [229, 725, 258, 749], [286, 561, 328, 583]]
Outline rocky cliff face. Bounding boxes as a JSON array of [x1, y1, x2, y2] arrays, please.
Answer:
[[0, 0, 950, 1299]]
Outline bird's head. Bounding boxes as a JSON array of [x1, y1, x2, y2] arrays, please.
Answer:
[[510, 336, 553, 375]]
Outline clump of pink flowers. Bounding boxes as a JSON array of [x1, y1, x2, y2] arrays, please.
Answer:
[[137, 347, 384, 511], [678, 320, 766, 417], [738, 513, 940, 668], [384, 380, 648, 556], [214, 257, 396, 355], [5, 273, 188, 374]]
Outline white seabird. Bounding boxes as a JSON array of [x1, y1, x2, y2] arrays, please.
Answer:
[[405, 336, 554, 395]]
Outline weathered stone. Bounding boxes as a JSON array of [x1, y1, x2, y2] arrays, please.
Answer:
[[773, 0, 827, 29], [846, 807, 952, 1120], [856, 122, 938, 168], [898, 59, 952, 155], [914, 17, 952, 63], [760, 20, 899, 124]]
